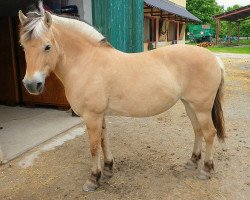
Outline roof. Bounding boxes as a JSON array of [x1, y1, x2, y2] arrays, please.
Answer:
[[144, 0, 201, 22], [214, 5, 250, 21]]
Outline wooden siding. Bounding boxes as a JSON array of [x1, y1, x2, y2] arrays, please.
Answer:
[[92, 0, 144, 53]]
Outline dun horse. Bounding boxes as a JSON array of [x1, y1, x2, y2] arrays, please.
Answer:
[[18, 4, 225, 192]]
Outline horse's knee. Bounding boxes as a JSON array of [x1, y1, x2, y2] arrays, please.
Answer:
[[90, 142, 101, 157]]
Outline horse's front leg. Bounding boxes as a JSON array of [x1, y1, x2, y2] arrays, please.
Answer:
[[83, 112, 103, 192], [101, 118, 114, 178]]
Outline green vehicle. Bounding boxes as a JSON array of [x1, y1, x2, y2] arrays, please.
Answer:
[[187, 24, 214, 43]]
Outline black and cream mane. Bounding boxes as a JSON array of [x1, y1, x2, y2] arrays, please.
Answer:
[[20, 1, 107, 45]]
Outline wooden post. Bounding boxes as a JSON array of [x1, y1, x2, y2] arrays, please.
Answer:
[[156, 17, 159, 48], [237, 21, 240, 45], [176, 21, 179, 43], [216, 19, 220, 45], [165, 21, 169, 45], [228, 21, 231, 45], [179, 22, 186, 40]]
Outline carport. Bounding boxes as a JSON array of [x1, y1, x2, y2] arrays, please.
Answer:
[[214, 5, 250, 45]]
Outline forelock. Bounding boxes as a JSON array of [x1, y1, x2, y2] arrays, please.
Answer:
[[20, 3, 47, 42]]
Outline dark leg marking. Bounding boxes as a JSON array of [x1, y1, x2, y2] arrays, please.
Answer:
[[104, 160, 113, 171], [191, 153, 201, 163], [103, 160, 114, 178], [89, 171, 101, 184], [203, 160, 214, 172], [198, 161, 214, 180], [83, 171, 101, 192], [186, 153, 201, 170]]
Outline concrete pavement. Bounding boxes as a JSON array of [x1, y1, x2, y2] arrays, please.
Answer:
[[0, 105, 82, 163]]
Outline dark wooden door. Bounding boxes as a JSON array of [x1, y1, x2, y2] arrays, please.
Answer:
[[0, 17, 19, 104]]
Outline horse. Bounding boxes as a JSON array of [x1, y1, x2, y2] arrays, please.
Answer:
[[18, 3, 225, 192]]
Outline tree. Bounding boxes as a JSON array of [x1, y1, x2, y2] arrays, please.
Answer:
[[186, 0, 223, 25], [240, 20, 250, 37], [187, 1, 250, 38]]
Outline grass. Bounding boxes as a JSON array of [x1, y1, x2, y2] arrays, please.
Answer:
[[237, 39, 250, 45], [186, 39, 250, 54], [207, 46, 250, 54]]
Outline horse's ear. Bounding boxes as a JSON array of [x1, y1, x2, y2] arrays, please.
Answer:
[[44, 11, 52, 28], [18, 10, 27, 25]]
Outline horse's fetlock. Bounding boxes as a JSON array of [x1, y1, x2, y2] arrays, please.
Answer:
[[103, 159, 114, 178], [90, 171, 101, 183], [191, 153, 201, 162], [104, 159, 114, 171], [204, 160, 214, 172]]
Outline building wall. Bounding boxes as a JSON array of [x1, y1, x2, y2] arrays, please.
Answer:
[[82, 0, 92, 24], [169, 0, 186, 8], [67, 0, 92, 24]]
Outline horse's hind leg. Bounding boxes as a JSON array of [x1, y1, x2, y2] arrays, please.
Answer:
[[182, 100, 203, 169], [195, 111, 217, 180], [82, 112, 103, 192], [101, 118, 114, 178]]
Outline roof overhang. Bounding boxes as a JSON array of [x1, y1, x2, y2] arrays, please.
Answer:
[[213, 5, 250, 22], [144, 0, 201, 23]]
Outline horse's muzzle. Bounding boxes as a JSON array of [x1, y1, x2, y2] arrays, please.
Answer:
[[23, 79, 44, 95]]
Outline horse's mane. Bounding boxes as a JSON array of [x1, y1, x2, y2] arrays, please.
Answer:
[[20, 1, 106, 45]]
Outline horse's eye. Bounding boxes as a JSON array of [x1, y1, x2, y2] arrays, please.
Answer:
[[44, 45, 51, 51]]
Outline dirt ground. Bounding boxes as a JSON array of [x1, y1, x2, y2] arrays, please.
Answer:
[[0, 58, 250, 200]]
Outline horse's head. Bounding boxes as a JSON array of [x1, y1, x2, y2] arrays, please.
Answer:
[[18, 8, 59, 95]]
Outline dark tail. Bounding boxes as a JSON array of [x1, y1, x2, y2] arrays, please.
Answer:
[[212, 68, 226, 142]]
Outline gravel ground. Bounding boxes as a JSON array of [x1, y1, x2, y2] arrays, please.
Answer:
[[0, 58, 249, 200]]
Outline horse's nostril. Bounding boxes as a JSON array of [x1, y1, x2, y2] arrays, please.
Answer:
[[25, 82, 33, 92], [37, 82, 43, 91]]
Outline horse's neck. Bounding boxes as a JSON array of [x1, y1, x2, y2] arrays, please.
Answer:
[[52, 23, 101, 85]]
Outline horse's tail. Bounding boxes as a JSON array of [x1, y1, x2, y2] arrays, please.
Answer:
[[212, 57, 225, 142]]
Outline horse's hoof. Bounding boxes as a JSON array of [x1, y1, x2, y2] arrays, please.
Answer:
[[83, 180, 100, 192], [103, 169, 113, 178], [185, 160, 198, 170], [198, 169, 211, 180]]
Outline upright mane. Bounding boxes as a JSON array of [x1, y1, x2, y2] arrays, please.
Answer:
[[19, 1, 105, 44]]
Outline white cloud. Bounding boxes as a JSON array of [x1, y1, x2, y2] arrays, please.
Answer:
[[216, 0, 250, 8]]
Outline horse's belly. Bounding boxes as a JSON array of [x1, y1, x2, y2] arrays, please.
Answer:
[[107, 88, 179, 117]]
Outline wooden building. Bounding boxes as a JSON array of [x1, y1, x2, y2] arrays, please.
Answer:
[[144, 0, 201, 50]]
